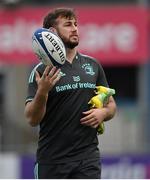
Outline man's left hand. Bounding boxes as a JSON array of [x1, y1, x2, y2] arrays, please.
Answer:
[[80, 108, 106, 128]]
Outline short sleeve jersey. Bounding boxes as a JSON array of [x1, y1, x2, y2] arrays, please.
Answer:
[[26, 52, 108, 164]]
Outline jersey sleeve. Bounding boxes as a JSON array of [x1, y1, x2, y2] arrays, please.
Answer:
[[96, 62, 109, 87], [25, 63, 44, 104], [25, 69, 38, 104]]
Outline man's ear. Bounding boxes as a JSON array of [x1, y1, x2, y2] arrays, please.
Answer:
[[49, 27, 57, 33]]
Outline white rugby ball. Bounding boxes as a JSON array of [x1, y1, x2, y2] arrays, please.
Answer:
[[32, 28, 66, 66]]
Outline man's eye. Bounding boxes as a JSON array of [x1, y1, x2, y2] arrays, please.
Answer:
[[64, 23, 70, 26]]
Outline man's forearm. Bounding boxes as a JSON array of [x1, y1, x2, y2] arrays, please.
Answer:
[[25, 90, 48, 126], [103, 96, 116, 122]]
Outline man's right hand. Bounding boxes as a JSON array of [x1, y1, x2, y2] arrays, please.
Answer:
[[35, 65, 61, 95]]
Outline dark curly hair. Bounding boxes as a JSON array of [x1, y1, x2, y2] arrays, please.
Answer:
[[43, 8, 77, 29]]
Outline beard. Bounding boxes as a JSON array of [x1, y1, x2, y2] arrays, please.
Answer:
[[64, 39, 79, 49], [56, 30, 79, 49]]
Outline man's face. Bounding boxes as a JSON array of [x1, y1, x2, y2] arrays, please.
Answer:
[[55, 16, 79, 49]]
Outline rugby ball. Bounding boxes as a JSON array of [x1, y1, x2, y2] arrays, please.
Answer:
[[32, 28, 66, 66]]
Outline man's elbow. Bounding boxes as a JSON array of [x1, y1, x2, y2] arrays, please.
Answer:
[[24, 110, 39, 127], [28, 118, 39, 127], [110, 102, 117, 120]]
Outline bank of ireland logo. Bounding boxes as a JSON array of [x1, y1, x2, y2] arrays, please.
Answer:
[[82, 63, 95, 75], [73, 76, 80, 82]]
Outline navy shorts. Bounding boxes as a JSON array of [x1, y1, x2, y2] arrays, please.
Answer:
[[34, 158, 101, 179]]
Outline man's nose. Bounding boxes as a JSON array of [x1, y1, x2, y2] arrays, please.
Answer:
[[72, 25, 77, 31]]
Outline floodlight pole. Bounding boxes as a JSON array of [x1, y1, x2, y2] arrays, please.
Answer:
[[138, 0, 150, 152]]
